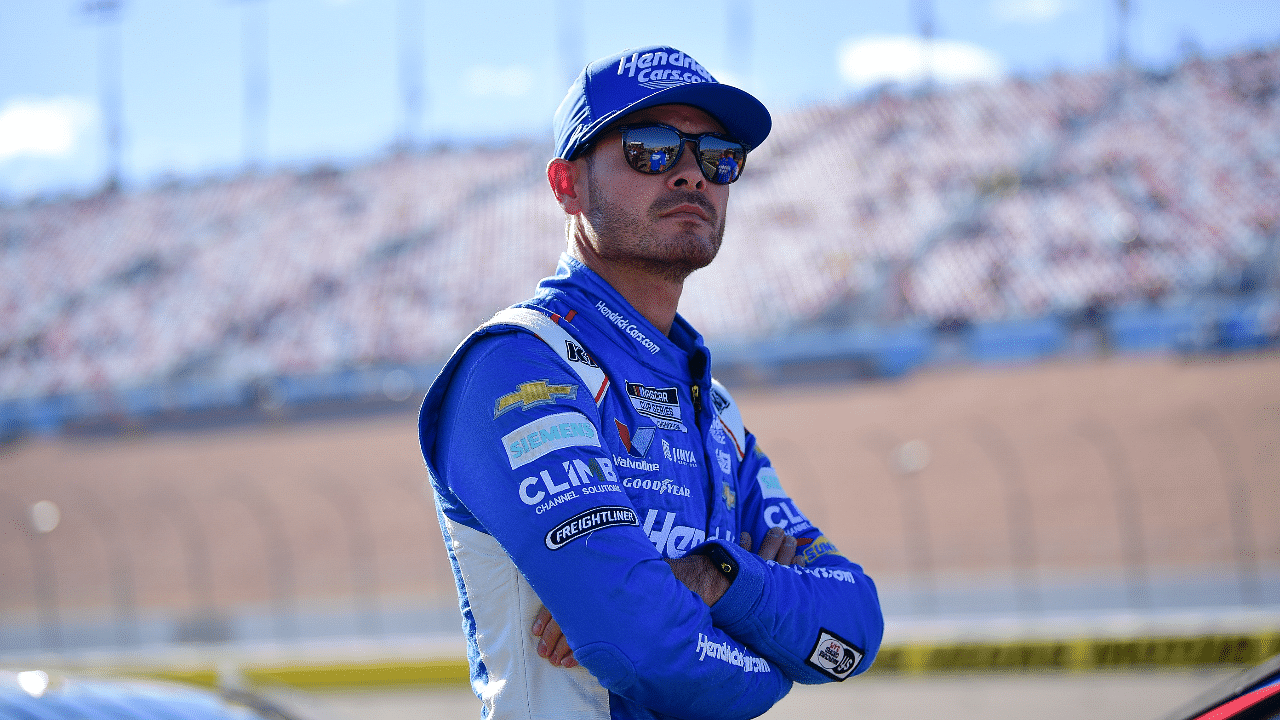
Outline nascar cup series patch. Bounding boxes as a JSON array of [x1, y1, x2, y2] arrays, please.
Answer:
[[806, 629, 864, 681]]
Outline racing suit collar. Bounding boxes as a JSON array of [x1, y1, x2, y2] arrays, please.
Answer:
[[539, 253, 713, 385]]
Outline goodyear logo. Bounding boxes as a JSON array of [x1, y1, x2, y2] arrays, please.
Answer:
[[494, 380, 577, 418]]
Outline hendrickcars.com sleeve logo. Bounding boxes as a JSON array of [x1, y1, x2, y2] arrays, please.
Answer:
[[544, 506, 639, 550]]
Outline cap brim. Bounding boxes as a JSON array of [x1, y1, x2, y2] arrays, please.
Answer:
[[573, 82, 771, 158]]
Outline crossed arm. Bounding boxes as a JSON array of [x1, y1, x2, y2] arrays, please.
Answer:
[[532, 527, 808, 668]]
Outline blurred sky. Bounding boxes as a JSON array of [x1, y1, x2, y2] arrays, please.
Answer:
[[0, 0, 1277, 200]]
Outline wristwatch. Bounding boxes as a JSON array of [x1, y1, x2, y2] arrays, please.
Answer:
[[693, 543, 739, 583]]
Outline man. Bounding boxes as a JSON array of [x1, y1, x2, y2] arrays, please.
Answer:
[[418, 45, 883, 720]]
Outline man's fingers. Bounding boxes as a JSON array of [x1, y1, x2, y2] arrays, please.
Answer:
[[739, 531, 753, 552], [775, 533, 798, 566], [532, 606, 577, 667], [549, 633, 577, 668], [791, 553, 807, 567], [541, 618, 577, 668], [536, 615, 562, 659], [532, 605, 552, 637], [756, 526, 785, 562]]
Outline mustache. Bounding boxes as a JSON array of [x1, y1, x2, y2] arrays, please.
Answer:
[[649, 191, 718, 223]]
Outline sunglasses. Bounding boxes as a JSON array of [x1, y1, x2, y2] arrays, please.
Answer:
[[615, 123, 748, 185]]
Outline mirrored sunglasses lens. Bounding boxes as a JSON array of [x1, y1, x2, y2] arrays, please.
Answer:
[[623, 126, 681, 174], [698, 136, 746, 184]]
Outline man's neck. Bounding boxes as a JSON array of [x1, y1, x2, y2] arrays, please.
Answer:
[[568, 244, 683, 336]]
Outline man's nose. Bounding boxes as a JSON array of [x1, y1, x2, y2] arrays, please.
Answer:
[[667, 140, 705, 190]]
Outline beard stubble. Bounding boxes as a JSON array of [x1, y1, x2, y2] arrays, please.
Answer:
[[584, 164, 726, 285]]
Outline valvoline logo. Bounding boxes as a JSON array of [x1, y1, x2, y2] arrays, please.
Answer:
[[615, 418, 656, 458]]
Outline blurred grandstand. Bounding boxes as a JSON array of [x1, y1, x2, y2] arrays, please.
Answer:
[[1, 42, 1279, 696], [1, 44, 1277, 435]]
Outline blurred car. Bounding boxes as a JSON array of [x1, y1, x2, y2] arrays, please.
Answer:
[[0, 669, 308, 720], [1156, 653, 1280, 720]]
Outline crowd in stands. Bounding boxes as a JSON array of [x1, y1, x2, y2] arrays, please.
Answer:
[[1, 46, 1276, 402]]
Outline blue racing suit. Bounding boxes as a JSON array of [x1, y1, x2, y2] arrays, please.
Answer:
[[418, 254, 883, 719]]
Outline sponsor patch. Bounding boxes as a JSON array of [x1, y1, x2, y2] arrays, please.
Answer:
[[615, 419, 656, 458], [494, 380, 577, 418], [710, 386, 731, 413], [625, 381, 686, 432], [757, 467, 786, 499], [716, 449, 732, 475], [709, 422, 726, 445], [544, 506, 638, 550], [765, 499, 813, 535], [800, 534, 844, 564], [622, 477, 691, 498], [662, 439, 698, 467], [806, 629, 864, 681], [721, 482, 737, 511], [565, 340, 598, 368], [518, 457, 622, 513], [503, 411, 599, 469], [614, 454, 660, 473]]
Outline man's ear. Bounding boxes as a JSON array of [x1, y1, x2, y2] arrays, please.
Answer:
[[547, 158, 585, 215]]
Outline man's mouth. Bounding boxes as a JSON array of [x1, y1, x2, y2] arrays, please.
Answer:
[[653, 194, 715, 223]]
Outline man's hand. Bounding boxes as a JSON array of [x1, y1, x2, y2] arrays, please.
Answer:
[[531, 527, 808, 668], [532, 605, 578, 669], [744, 526, 808, 568]]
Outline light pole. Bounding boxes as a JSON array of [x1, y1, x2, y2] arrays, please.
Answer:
[[397, 0, 425, 152], [80, 0, 125, 193], [233, 0, 269, 171]]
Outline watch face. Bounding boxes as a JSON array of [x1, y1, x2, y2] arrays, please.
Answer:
[[700, 544, 738, 582]]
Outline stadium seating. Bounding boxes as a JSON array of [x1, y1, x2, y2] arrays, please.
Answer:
[[0, 46, 1276, 415]]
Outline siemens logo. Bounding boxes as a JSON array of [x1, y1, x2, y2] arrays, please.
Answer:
[[502, 412, 600, 469]]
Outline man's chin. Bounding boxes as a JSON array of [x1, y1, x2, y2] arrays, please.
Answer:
[[638, 247, 719, 282]]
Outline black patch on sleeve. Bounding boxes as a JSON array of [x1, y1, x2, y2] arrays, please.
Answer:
[[806, 628, 864, 681]]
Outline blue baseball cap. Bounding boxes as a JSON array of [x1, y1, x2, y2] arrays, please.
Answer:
[[553, 45, 772, 161]]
